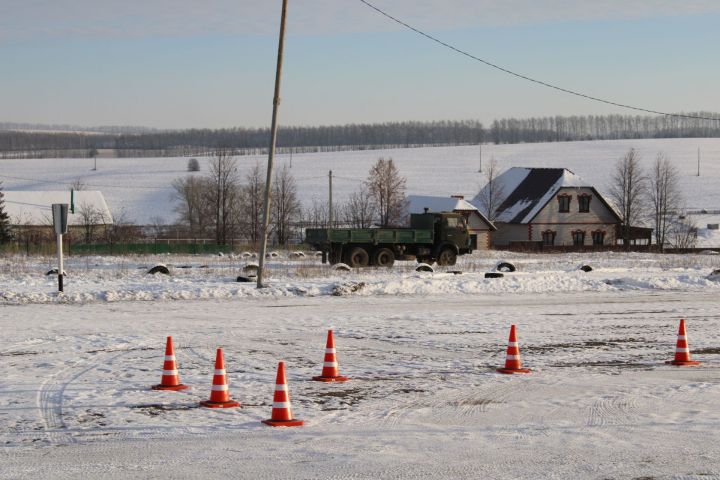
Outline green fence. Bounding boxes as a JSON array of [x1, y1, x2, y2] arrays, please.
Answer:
[[69, 243, 233, 255]]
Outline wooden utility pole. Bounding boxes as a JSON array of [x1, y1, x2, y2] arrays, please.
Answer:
[[257, 0, 288, 289], [328, 170, 333, 228], [697, 147, 700, 177], [478, 143, 482, 173]]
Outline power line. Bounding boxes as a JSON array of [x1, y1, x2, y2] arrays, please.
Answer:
[[357, 0, 720, 122]]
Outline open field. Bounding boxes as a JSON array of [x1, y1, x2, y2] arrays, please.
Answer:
[[1, 290, 719, 479], [2, 138, 720, 226]]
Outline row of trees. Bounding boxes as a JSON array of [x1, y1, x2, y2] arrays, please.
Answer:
[[4, 113, 720, 158], [171, 153, 409, 245], [489, 112, 720, 144]]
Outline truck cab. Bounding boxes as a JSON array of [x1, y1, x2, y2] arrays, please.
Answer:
[[410, 212, 472, 264]]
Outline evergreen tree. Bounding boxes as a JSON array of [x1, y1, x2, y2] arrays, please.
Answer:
[[0, 182, 12, 243]]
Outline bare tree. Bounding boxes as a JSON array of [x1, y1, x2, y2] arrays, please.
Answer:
[[206, 148, 239, 245], [609, 148, 647, 249], [271, 165, 300, 245], [670, 212, 698, 249], [77, 202, 106, 244], [365, 157, 407, 227], [238, 161, 265, 246], [304, 198, 330, 228], [343, 187, 376, 228], [69, 178, 86, 191], [105, 208, 142, 244], [475, 157, 505, 222], [648, 153, 681, 250], [171, 175, 210, 238]]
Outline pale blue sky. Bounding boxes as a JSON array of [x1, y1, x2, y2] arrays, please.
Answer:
[[1, 0, 719, 128]]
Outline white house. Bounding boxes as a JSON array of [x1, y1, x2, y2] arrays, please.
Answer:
[[407, 194, 496, 249], [472, 168, 622, 248]]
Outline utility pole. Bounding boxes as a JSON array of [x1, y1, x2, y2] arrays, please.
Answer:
[[328, 170, 333, 228], [289, 149, 293, 169], [478, 126, 483, 173], [697, 147, 700, 177], [478, 143, 482, 173], [257, 0, 288, 289]]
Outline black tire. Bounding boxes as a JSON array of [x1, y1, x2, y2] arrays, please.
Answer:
[[417, 256, 434, 265], [496, 262, 516, 272], [373, 248, 395, 268], [346, 247, 370, 268], [436, 248, 457, 266]]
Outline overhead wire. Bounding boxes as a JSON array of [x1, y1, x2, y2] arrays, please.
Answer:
[[357, 0, 720, 122]]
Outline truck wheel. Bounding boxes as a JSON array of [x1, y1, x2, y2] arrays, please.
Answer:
[[346, 247, 369, 268], [437, 248, 457, 266], [373, 248, 395, 268]]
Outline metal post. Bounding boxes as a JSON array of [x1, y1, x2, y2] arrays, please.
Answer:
[[257, 0, 288, 289], [328, 170, 333, 228], [57, 234, 64, 292]]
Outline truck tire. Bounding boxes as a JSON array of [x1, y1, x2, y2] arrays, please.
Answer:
[[436, 248, 457, 266], [346, 247, 370, 268], [373, 248, 395, 268]]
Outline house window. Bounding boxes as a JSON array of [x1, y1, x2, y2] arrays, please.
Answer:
[[542, 230, 556, 246], [572, 230, 585, 246], [557, 194, 571, 213], [592, 230, 605, 246], [578, 194, 592, 213]]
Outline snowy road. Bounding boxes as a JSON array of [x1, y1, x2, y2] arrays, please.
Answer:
[[1, 292, 719, 479]]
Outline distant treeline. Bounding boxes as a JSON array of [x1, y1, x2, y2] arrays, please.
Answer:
[[1, 113, 719, 158]]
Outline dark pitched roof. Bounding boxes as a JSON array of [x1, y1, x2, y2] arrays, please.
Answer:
[[495, 168, 569, 223]]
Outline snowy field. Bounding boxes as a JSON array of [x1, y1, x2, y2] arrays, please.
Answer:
[[2, 138, 720, 228], [1, 252, 720, 478]]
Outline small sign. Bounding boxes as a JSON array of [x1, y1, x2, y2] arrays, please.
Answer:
[[52, 203, 69, 235]]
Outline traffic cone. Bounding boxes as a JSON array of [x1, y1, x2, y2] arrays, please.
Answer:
[[312, 330, 349, 382], [497, 324, 531, 374], [152, 336, 189, 391], [262, 361, 304, 427], [200, 348, 241, 408], [666, 319, 702, 366]]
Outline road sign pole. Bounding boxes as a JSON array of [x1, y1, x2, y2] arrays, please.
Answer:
[[57, 233, 64, 293], [52, 203, 69, 294]]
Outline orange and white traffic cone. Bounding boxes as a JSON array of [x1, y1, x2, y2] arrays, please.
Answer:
[[666, 319, 702, 366], [200, 348, 241, 408], [152, 336, 189, 391], [312, 330, 349, 382], [262, 361, 304, 427], [497, 324, 531, 374]]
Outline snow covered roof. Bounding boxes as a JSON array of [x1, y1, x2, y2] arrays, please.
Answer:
[[3, 191, 113, 226], [408, 195, 478, 213], [472, 167, 597, 224], [407, 195, 495, 229]]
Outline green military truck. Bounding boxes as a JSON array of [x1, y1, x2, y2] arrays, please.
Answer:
[[305, 212, 472, 268]]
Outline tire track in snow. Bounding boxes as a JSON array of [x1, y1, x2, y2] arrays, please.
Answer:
[[586, 393, 640, 427]]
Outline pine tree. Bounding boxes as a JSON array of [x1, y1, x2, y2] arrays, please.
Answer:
[[0, 182, 12, 243]]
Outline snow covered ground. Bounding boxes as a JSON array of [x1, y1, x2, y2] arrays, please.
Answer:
[[1, 251, 720, 478], [1, 250, 720, 304]]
